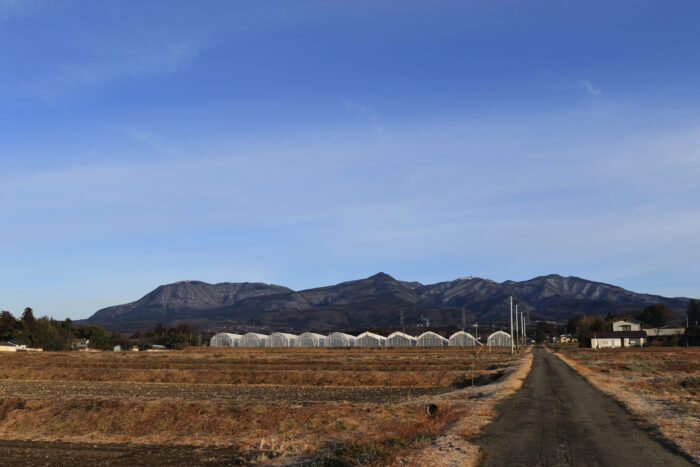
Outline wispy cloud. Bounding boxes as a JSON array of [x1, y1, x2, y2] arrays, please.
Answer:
[[344, 100, 385, 134], [0, 0, 41, 20], [578, 80, 601, 97], [124, 128, 182, 157], [27, 38, 203, 99]]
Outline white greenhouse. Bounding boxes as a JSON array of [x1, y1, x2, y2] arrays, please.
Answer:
[[386, 331, 417, 347], [239, 333, 269, 347], [487, 331, 512, 347], [448, 331, 480, 347], [266, 332, 297, 347], [416, 331, 448, 347], [325, 332, 356, 347], [354, 331, 386, 347], [295, 332, 327, 347], [209, 333, 241, 347]]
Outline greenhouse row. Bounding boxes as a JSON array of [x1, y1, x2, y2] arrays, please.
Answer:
[[210, 330, 513, 348]]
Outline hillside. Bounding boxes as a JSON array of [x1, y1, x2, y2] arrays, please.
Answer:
[[83, 273, 693, 333]]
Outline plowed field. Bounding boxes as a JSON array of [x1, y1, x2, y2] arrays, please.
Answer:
[[0, 346, 518, 465]]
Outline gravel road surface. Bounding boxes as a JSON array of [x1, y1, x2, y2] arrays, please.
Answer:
[[478, 347, 692, 466]]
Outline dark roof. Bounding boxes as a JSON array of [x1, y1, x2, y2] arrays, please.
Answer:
[[589, 331, 647, 338]]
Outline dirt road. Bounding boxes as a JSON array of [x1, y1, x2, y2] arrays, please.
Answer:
[[478, 347, 692, 466]]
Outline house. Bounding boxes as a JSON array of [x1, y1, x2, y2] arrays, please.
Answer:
[[612, 319, 642, 332], [559, 334, 576, 343], [71, 339, 90, 350], [590, 320, 647, 348], [590, 331, 646, 348]]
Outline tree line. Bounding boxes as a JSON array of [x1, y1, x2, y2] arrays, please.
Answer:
[[0, 308, 210, 351]]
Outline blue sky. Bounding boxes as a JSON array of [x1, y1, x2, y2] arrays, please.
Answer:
[[1, 1, 699, 320]]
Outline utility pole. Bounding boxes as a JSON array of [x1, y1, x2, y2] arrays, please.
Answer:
[[594, 331, 597, 351], [509, 296, 514, 354], [515, 301, 520, 350], [522, 311, 526, 346], [473, 322, 479, 340], [400, 310, 405, 334]]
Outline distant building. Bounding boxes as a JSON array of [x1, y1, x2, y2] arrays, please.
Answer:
[[0, 341, 41, 352], [558, 334, 576, 343], [612, 319, 642, 332], [644, 327, 685, 337], [487, 331, 512, 348], [590, 331, 646, 348], [71, 339, 89, 350], [0, 341, 20, 352]]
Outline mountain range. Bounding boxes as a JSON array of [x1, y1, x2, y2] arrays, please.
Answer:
[[83, 273, 693, 333]]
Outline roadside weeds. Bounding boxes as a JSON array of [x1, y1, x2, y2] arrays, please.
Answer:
[[403, 349, 534, 467]]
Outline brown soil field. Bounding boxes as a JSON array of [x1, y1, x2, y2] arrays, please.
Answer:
[[0, 347, 522, 465], [0, 347, 507, 387], [553, 346, 700, 463]]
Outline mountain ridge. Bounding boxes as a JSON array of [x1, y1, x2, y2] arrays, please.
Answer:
[[84, 273, 694, 333]]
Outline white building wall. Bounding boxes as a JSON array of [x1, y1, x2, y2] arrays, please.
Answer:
[[294, 332, 327, 347], [266, 333, 297, 347], [612, 320, 642, 331], [355, 332, 386, 347], [416, 332, 448, 347], [448, 331, 479, 347], [239, 333, 269, 347], [487, 331, 512, 347], [325, 332, 356, 347], [210, 333, 241, 347], [386, 332, 417, 347]]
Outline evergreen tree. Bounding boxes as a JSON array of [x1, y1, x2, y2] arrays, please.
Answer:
[[688, 300, 700, 329], [0, 311, 18, 341], [636, 304, 671, 328], [34, 318, 68, 351], [87, 325, 111, 350]]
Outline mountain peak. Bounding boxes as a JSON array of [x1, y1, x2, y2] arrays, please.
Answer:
[[368, 272, 396, 281]]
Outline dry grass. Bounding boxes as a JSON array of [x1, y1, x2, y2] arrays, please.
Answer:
[[0, 347, 521, 465], [0, 347, 511, 387], [553, 347, 700, 463], [404, 348, 535, 467]]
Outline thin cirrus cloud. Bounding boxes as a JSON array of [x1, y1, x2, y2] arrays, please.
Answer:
[[578, 80, 602, 97], [2, 110, 700, 317], [124, 128, 182, 157], [1, 2, 213, 99], [344, 101, 385, 134], [0, 0, 41, 20], [24, 39, 204, 99]]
